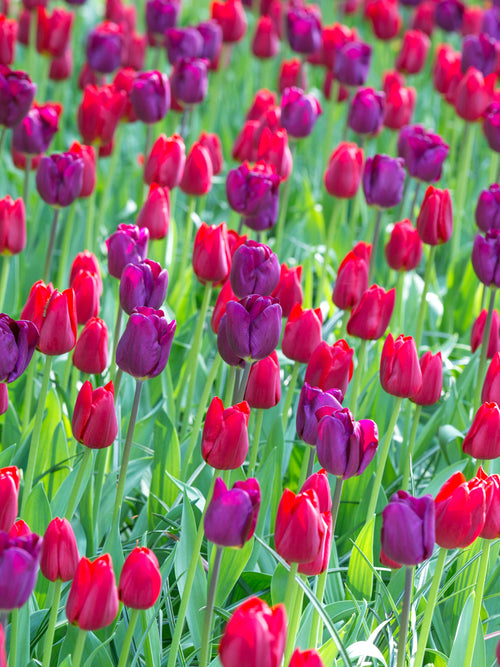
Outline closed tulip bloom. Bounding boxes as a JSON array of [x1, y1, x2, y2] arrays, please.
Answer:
[[482, 6, 500, 40], [476, 467, 500, 539], [461, 33, 500, 76], [225, 295, 282, 362], [271, 263, 303, 318], [348, 87, 385, 136], [66, 554, 119, 630], [246, 89, 276, 121], [381, 491, 435, 566], [334, 40, 372, 87], [455, 68, 495, 121], [0, 531, 42, 611], [165, 27, 203, 65], [434, 472, 486, 549], [397, 124, 449, 183], [0, 17, 17, 66], [146, 0, 179, 46], [0, 67, 36, 129], [8, 520, 31, 539], [106, 223, 149, 279], [280, 87, 322, 139], [347, 285, 395, 340], [0, 384, 7, 416], [193, 221, 231, 285], [324, 142, 364, 199], [49, 48, 73, 82], [211, 0, 247, 43], [482, 352, 500, 403], [70, 251, 102, 294], [296, 383, 343, 446], [383, 77, 416, 130], [230, 240, 280, 298], [332, 242, 371, 310], [72, 381, 117, 448], [71, 269, 100, 326], [35, 7, 73, 58], [298, 510, 332, 576], [279, 58, 307, 93], [433, 44, 462, 98], [179, 142, 213, 196], [366, 0, 402, 40], [38, 289, 78, 356], [396, 29, 430, 74], [289, 649, 325, 667], [68, 142, 96, 198], [211, 281, 237, 334], [385, 219, 422, 271], [435, 0, 464, 32], [119, 260, 168, 316], [197, 20, 222, 65], [0, 314, 39, 382], [380, 333, 422, 397], [286, 5, 321, 55], [305, 340, 354, 395], [483, 103, 500, 153], [471, 308, 500, 358], [73, 317, 108, 375], [219, 597, 286, 667], [77, 84, 126, 147], [40, 517, 79, 582], [252, 16, 280, 59], [462, 5, 483, 35], [416, 185, 453, 245], [205, 477, 260, 547], [411, 351, 442, 405], [170, 58, 208, 105], [202, 397, 250, 469], [282, 304, 323, 364], [20, 280, 55, 331], [363, 154, 405, 209], [12, 102, 61, 155], [226, 162, 280, 232], [275, 488, 323, 563], [232, 121, 260, 163], [36, 152, 84, 208], [257, 128, 292, 181], [472, 230, 500, 286], [217, 314, 245, 368], [136, 184, 170, 240], [244, 351, 281, 409], [0, 467, 20, 533], [86, 21, 123, 74], [130, 71, 170, 124], [463, 401, 500, 459], [118, 547, 161, 609], [197, 132, 223, 176]]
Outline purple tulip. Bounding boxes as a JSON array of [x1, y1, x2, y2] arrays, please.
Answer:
[[197, 20, 222, 62], [225, 294, 282, 361], [230, 240, 280, 299], [217, 314, 245, 368], [471, 230, 500, 287], [296, 382, 343, 446], [381, 491, 435, 566], [146, 0, 180, 45], [170, 58, 208, 106], [0, 66, 36, 129], [286, 5, 322, 55], [106, 223, 149, 279], [226, 162, 280, 232], [116, 306, 176, 379], [333, 41, 372, 87], [483, 103, 500, 153], [434, 0, 465, 32], [475, 184, 500, 231], [165, 27, 203, 64], [461, 33, 500, 76], [348, 87, 385, 137], [204, 477, 260, 548], [397, 125, 449, 183], [0, 315, 39, 383], [130, 71, 170, 124], [12, 105, 60, 156], [119, 259, 168, 315], [0, 531, 42, 611], [86, 22, 123, 74], [280, 87, 322, 139], [36, 152, 84, 208], [316, 408, 378, 479], [483, 7, 500, 41], [363, 154, 405, 209]]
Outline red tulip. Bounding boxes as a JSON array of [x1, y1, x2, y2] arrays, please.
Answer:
[[471, 309, 500, 359], [347, 285, 395, 340], [271, 263, 303, 318], [385, 219, 422, 270], [179, 142, 213, 195], [73, 317, 108, 375], [411, 351, 442, 406], [0, 466, 19, 533], [41, 517, 79, 582], [275, 488, 323, 563], [192, 221, 231, 285], [144, 133, 186, 188], [332, 242, 371, 310], [66, 554, 119, 630], [324, 142, 364, 199], [72, 381, 118, 449], [463, 401, 500, 460], [395, 29, 430, 74], [201, 397, 250, 470], [118, 546, 162, 609], [305, 340, 354, 395], [244, 351, 281, 409], [455, 67, 495, 122], [416, 185, 453, 246], [136, 184, 170, 240], [282, 303, 323, 364], [0, 195, 26, 256], [380, 333, 422, 398], [481, 351, 500, 403], [434, 472, 487, 548]]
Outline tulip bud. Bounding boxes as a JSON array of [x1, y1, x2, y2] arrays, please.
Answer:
[[416, 185, 453, 245], [71, 269, 100, 324], [12, 102, 61, 156], [282, 303, 323, 364], [70, 251, 102, 294], [397, 124, 449, 183], [211, 0, 247, 43], [347, 285, 395, 340], [280, 87, 322, 139], [192, 222, 231, 285], [381, 491, 435, 566], [332, 242, 371, 310], [476, 184, 500, 232], [0, 314, 39, 382], [36, 7, 73, 58], [197, 20, 222, 66], [119, 259, 168, 316], [146, 0, 179, 46], [435, 0, 464, 32], [77, 84, 126, 147], [252, 15, 280, 59], [257, 128, 292, 181], [271, 263, 303, 318], [396, 29, 430, 74], [279, 57, 307, 93], [434, 472, 486, 549], [348, 87, 385, 136], [383, 76, 416, 130], [324, 142, 364, 199], [296, 383, 343, 446], [380, 333, 422, 398], [363, 154, 405, 209], [37, 289, 78, 356], [145, 134, 186, 188], [286, 5, 321, 54], [482, 351, 500, 403], [0, 17, 18, 66], [461, 33, 500, 76], [106, 223, 149, 279], [86, 21, 123, 74], [455, 67, 495, 122], [463, 401, 500, 460], [68, 142, 96, 198], [411, 351, 442, 405], [205, 477, 260, 547], [0, 466, 20, 533], [244, 351, 281, 409], [0, 67, 36, 129], [170, 57, 208, 106], [385, 219, 423, 271], [36, 152, 84, 208], [73, 317, 108, 375], [201, 397, 250, 469], [289, 649, 325, 667], [230, 240, 280, 298], [226, 161, 280, 232], [0, 532, 42, 611], [118, 546, 162, 609], [471, 308, 500, 359], [136, 184, 170, 241], [130, 70, 170, 124], [66, 554, 119, 630], [8, 519, 31, 539], [72, 381, 117, 449], [225, 295, 282, 362], [334, 40, 372, 87], [165, 26, 202, 65], [179, 142, 213, 196], [472, 230, 500, 287], [41, 517, 79, 582], [366, 0, 402, 40], [305, 340, 354, 395], [275, 488, 323, 563]]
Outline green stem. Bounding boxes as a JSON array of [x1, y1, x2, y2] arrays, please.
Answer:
[[451, 122, 476, 267], [489, 151, 499, 186], [283, 561, 299, 618], [112, 379, 143, 523], [110, 301, 123, 383], [0, 255, 11, 312], [176, 196, 196, 285], [232, 360, 252, 404], [57, 202, 77, 288], [0, 126, 7, 155], [297, 445, 311, 489], [306, 445, 316, 480], [348, 338, 367, 417], [408, 181, 421, 220], [199, 546, 223, 667], [275, 161, 293, 255], [415, 245, 436, 350], [474, 287, 496, 412], [368, 209, 383, 284], [248, 408, 264, 476], [21, 355, 52, 516], [401, 404, 421, 491], [413, 547, 447, 667], [65, 446, 93, 521], [319, 199, 345, 307], [62, 353, 73, 393], [463, 539, 491, 667], [117, 608, 140, 667], [284, 578, 304, 665], [309, 569, 327, 648], [84, 174, 97, 253], [223, 366, 237, 406], [41, 579, 62, 667], [396, 567, 414, 667], [394, 271, 405, 332], [8, 609, 17, 667], [71, 628, 87, 667], [93, 447, 109, 544], [281, 361, 301, 430], [43, 208, 60, 283], [95, 130, 122, 238], [366, 396, 404, 521], [21, 353, 36, 439], [23, 157, 31, 205], [331, 475, 343, 532]]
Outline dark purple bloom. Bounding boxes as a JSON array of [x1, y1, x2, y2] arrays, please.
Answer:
[[461, 33, 500, 76], [483, 103, 500, 153], [280, 87, 322, 139], [476, 184, 500, 232], [196, 20, 222, 63], [165, 27, 203, 65], [0, 314, 39, 383], [119, 259, 168, 315], [230, 240, 280, 299], [204, 478, 260, 548], [226, 162, 280, 232], [0, 531, 42, 611], [434, 0, 465, 32], [296, 382, 343, 446], [286, 5, 322, 55], [316, 408, 378, 479], [381, 491, 435, 566], [116, 306, 176, 379], [35, 152, 84, 207], [130, 71, 170, 124], [471, 230, 500, 287], [482, 7, 500, 41], [106, 223, 149, 279], [363, 154, 405, 208], [12, 103, 60, 155], [348, 87, 385, 136], [170, 58, 208, 105], [225, 295, 282, 361], [86, 22, 123, 74], [146, 0, 180, 45], [217, 314, 245, 368], [0, 66, 36, 129], [333, 41, 372, 87], [397, 124, 449, 183]]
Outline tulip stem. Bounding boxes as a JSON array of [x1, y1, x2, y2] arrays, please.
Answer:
[[117, 608, 140, 667], [93, 448, 110, 544], [8, 610, 17, 667], [0, 255, 11, 312], [84, 179, 97, 253], [348, 338, 367, 417], [368, 209, 383, 284], [284, 578, 304, 666], [306, 445, 316, 479], [95, 129, 122, 240], [71, 628, 87, 667], [0, 127, 6, 155], [65, 446, 93, 521], [199, 546, 223, 667], [408, 182, 421, 220], [23, 158, 31, 205], [413, 547, 447, 667], [283, 562, 299, 619], [233, 360, 252, 404], [21, 353, 36, 440], [41, 579, 62, 667], [309, 569, 328, 648], [415, 245, 436, 350], [275, 160, 293, 255], [43, 208, 60, 283], [112, 379, 143, 524], [110, 301, 123, 383], [396, 566, 414, 667], [281, 360, 301, 431], [21, 354, 53, 517], [223, 366, 236, 407], [248, 408, 264, 476], [176, 196, 196, 287], [394, 270, 405, 332], [57, 202, 77, 288], [181, 354, 222, 481], [474, 287, 496, 412], [451, 121, 475, 272], [319, 199, 346, 307], [463, 539, 490, 667], [401, 404, 421, 491], [365, 396, 403, 522]]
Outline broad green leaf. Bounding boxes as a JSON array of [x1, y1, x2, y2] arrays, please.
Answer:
[[148, 410, 180, 526], [24, 482, 51, 535], [270, 563, 289, 607], [347, 517, 374, 601], [422, 649, 451, 667], [213, 538, 253, 607], [448, 593, 475, 667], [140, 607, 161, 667], [51, 449, 93, 519]]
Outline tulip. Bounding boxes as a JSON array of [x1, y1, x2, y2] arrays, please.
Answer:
[[119, 260, 168, 316], [381, 491, 435, 566], [320, 23, 358, 69], [36, 152, 84, 208], [244, 351, 281, 409], [226, 161, 280, 231], [0, 466, 20, 533], [380, 333, 422, 398], [463, 401, 500, 459], [385, 219, 423, 271], [136, 184, 170, 240], [483, 103, 500, 153], [324, 142, 364, 199], [472, 230, 500, 287], [0, 384, 7, 416], [66, 553, 119, 630], [257, 128, 292, 181], [179, 142, 213, 196], [347, 87, 385, 137], [70, 251, 102, 294], [286, 5, 321, 54], [366, 0, 402, 40], [219, 597, 286, 667], [289, 649, 325, 667], [116, 306, 176, 379], [252, 16, 280, 59], [333, 40, 372, 87], [462, 5, 483, 35], [271, 263, 303, 318], [0, 17, 17, 66], [35, 6, 73, 58], [482, 352, 500, 403], [36, 289, 77, 356], [363, 154, 405, 209], [397, 124, 449, 183], [282, 304, 323, 364], [68, 141, 96, 198], [410, 0, 435, 34], [347, 285, 395, 340], [433, 44, 462, 100], [118, 546, 162, 609], [211, 0, 247, 43], [49, 48, 73, 82], [275, 488, 323, 563], [280, 87, 322, 139], [246, 89, 276, 121], [396, 29, 430, 74], [455, 67, 495, 122], [144, 134, 186, 188], [77, 84, 126, 147], [305, 340, 354, 395], [201, 397, 250, 469], [0, 531, 42, 611], [204, 477, 260, 547], [130, 70, 170, 124], [86, 21, 123, 74], [211, 281, 237, 334], [106, 223, 149, 279], [197, 20, 222, 66], [73, 317, 108, 375], [71, 269, 100, 324], [296, 383, 343, 446], [217, 314, 245, 368], [230, 240, 280, 298], [0, 314, 39, 382], [232, 121, 260, 163], [0, 67, 36, 129], [165, 27, 203, 64], [434, 472, 486, 549], [416, 185, 453, 245], [278, 58, 307, 93], [72, 381, 117, 449], [225, 295, 282, 362], [170, 57, 208, 105], [12, 102, 61, 156], [8, 520, 31, 539], [20, 280, 55, 330], [476, 467, 500, 539], [383, 76, 416, 130], [471, 308, 500, 358], [461, 33, 500, 76], [40, 517, 79, 582], [198, 132, 223, 175], [191, 222, 230, 285], [298, 510, 332, 576], [332, 242, 371, 310], [146, 0, 179, 46], [411, 351, 443, 405], [434, 0, 464, 32]]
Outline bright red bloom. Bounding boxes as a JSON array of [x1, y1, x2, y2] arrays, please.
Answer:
[[289, 648, 325, 667], [136, 184, 170, 240], [271, 263, 303, 318], [365, 0, 402, 40], [41, 517, 79, 582], [211, 0, 247, 43], [332, 242, 371, 310], [434, 472, 487, 549], [282, 303, 323, 364], [0, 196, 26, 256], [36, 6, 73, 58], [21, 285, 77, 356], [463, 402, 500, 460], [380, 333, 422, 398], [455, 68, 495, 122], [411, 351, 442, 406], [471, 309, 500, 359], [433, 44, 462, 98], [77, 84, 126, 147], [192, 221, 231, 285], [383, 76, 416, 130], [304, 340, 354, 396], [201, 397, 250, 470], [71, 269, 100, 325], [275, 488, 323, 563], [68, 141, 96, 198], [385, 219, 422, 271], [324, 142, 364, 199], [347, 285, 395, 340], [396, 29, 430, 74], [0, 466, 19, 533], [416, 185, 453, 246], [73, 317, 108, 375], [244, 351, 281, 409], [179, 142, 213, 195], [118, 547, 162, 609], [0, 16, 17, 65], [252, 15, 280, 59], [66, 554, 119, 630], [72, 381, 118, 449]]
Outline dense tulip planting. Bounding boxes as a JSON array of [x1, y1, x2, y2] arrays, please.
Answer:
[[3, 0, 500, 666]]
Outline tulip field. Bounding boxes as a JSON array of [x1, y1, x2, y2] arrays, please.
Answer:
[[3, 0, 500, 665]]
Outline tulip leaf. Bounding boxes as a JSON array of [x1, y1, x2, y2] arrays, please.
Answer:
[[212, 538, 253, 607], [23, 481, 51, 535], [50, 448, 93, 519], [346, 516, 374, 601], [448, 593, 484, 667], [451, 540, 482, 621], [148, 410, 180, 526]]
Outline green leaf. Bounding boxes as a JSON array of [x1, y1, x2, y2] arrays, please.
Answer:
[[24, 482, 51, 535], [448, 593, 475, 667], [213, 538, 253, 607], [148, 410, 180, 526], [270, 563, 289, 607], [51, 450, 93, 519], [347, 516, 374, 601]]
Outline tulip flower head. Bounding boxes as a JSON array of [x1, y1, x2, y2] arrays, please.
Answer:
[[280, 87, 322, 139], [346, 285, 395, 340], [271, 263, 303, 318], [472, 230, 500, 287], [106, 223, 149, 279], [434, 472, 487, 549], [0, 466, 20, 533], [0, 531, 42, 612], [363, 154, 405, 209], [416, 185, 453, 245], [275, 487, 324, 563], [66, 553, 119, 630], [0, 66, 36, 129], [0, 314, 39, 382], [244, 351, 281, 409], [380, 333, 422, 398], [201, 397, 250, 470], [296, 382, 343, 446], [385, 219, 422, 271], [119, 259, 168, 315], [72, 381, 118, 449], [118, 546, 162, 609], [324, 142, 364, 199], [475, 184, 500, 232], [224, 295, 282, 362], [463, 401, 500, 460], [381, 491, 435, 566], [230, 240, 280, 298], [205, 477, 261, 548], [40, 517, 79, 582], [282, 303, 323, 364], [305, 340, 354, 395]]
